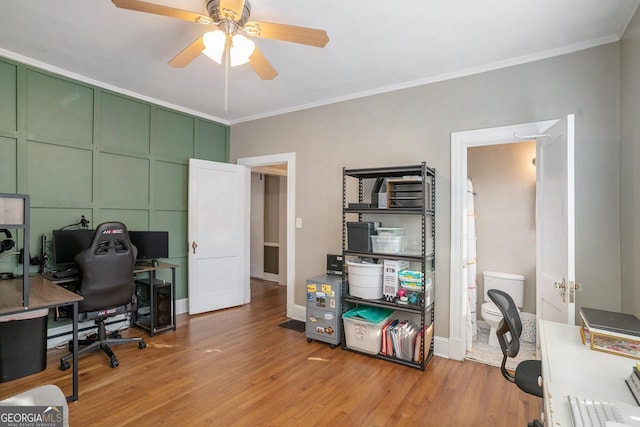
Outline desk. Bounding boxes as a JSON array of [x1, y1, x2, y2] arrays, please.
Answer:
[[0, 276, 83, 402], [540, 320, 640, 425]]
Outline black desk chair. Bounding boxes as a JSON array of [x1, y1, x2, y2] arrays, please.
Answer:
[[487, 289, 543, 398], [60, 222, 146, 370]]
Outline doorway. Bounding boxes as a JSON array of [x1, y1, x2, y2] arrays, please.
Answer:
[[237, 153, 298, 320], [250, 166, 287, 283], [449, 118, 561, 361], [464, 141, 537, 368]]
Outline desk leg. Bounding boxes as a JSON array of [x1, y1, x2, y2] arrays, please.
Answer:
[[67, 302, 79, 402], [171, 267, 176, 332], [150, 270, 156, 336]]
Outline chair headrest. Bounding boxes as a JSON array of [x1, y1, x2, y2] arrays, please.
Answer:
[[88, 222, 132, 255]]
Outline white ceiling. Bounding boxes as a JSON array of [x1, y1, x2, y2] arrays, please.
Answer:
[[0, 0, 638, 124]]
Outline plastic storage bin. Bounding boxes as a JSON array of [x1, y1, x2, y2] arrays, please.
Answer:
[[347, 261, 383, 299], [376, 227, 404, 237], [401, 237, 433, 255], [342, 307, 395, 354], [371, 235, 402, 254], [0, 309, 48, 383]]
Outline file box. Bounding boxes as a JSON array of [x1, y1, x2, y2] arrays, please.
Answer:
[[342, 307, 394, 355], [347, 222, 380, 252]]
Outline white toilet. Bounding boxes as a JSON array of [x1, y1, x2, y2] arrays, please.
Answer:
[[480, 271, 525, 347]]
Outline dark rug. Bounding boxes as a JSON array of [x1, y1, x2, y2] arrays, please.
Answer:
[[279, 319, 305, 333]]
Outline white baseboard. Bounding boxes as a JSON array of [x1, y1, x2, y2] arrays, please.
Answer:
[[46, 314, 129, 349]]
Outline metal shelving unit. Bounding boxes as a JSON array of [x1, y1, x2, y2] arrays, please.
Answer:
[[341, 163, 435, 370]]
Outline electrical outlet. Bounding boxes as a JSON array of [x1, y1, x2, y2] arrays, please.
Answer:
[[296, 218, 302, 229]]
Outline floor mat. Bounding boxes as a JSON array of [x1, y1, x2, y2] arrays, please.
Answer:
[[465, 327, 536, 370], [279, 319, 306, 333]]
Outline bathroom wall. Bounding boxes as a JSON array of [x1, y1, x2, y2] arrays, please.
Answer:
[[468, 141, 537, 314]]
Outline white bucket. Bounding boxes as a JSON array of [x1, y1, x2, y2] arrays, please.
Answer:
[[347, 261, 383, 299]]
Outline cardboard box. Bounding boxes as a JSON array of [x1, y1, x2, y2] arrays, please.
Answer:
[[383, 259, 410, 300]]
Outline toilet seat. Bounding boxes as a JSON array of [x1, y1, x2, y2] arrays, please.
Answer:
[[481, 302, 502, 316]]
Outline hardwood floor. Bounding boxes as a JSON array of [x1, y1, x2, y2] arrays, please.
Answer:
[[0, 280, 542, 426]]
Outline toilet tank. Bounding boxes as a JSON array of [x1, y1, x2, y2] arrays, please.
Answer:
[[483, 271, 525, 307]]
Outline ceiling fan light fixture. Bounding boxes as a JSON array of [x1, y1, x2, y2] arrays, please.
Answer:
[[202, 30, 255, 66]]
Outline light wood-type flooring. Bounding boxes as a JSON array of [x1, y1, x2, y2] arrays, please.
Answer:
[[0, 279, 542, 426]]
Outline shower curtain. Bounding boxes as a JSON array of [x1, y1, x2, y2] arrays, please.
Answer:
[[464, 177, 478, 351]]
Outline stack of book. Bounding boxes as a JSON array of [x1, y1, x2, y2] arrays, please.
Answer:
[[625, 363, 640, 405]]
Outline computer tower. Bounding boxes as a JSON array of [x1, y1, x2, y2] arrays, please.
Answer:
[[305, 274, 342, 347], [135, 278, 175, 336]]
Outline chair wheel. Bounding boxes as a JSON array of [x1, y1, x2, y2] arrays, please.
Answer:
[[307, 338, 312, 343], [60, 360, 70, 371], [138, 341, 146, 349], [110, 356, 119, 368]]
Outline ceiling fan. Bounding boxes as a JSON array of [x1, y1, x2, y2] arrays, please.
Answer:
[[112, 0, 329, 80]]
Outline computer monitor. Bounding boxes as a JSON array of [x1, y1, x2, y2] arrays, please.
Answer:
[[52, 229, 95, 267], [128, 231, 169, 263]]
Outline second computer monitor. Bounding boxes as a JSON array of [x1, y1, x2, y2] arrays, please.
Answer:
[[128, 231, 169, 263], [52, 229, 95, 267]]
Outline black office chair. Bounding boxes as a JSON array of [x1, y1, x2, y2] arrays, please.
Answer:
[[60, 222, 146, 370], [487, 289, 543, 398]]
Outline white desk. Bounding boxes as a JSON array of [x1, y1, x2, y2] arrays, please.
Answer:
[[540, 320, 640, 425]]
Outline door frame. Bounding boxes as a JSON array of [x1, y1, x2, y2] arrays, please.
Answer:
[[237, 152, 300, 320], [449, 119, 558, 360]]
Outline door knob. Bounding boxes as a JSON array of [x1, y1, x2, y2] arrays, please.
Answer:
[[192, 241, 197, 254]]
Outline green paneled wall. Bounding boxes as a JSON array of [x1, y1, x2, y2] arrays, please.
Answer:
[[0, 57, 229, 305]]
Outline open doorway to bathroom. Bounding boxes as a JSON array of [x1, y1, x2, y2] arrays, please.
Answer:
[[464, 141, 537, 368]]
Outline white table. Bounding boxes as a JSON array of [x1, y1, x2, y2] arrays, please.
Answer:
[[540, 319, 640, 425]]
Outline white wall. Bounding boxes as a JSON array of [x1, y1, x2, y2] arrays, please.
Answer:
[[230, 43, 621, 337]]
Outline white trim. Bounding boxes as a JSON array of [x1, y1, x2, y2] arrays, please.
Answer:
[[449, 119, 558, 360], [237, 152, 298, 320]]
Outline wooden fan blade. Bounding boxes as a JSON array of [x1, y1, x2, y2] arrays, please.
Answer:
[[219, 0, 246, 20], [249, 48, 278, 80], [244, 21, 329, 47], [169, 36, 206, 68], [112, 0, 213, 24]]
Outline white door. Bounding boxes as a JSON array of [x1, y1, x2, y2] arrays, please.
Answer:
[[536, 114, 576, 324], [188, 158, 250, 314]]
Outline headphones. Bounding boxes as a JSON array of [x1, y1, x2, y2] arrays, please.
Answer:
[[0, 229, 14, 253]]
